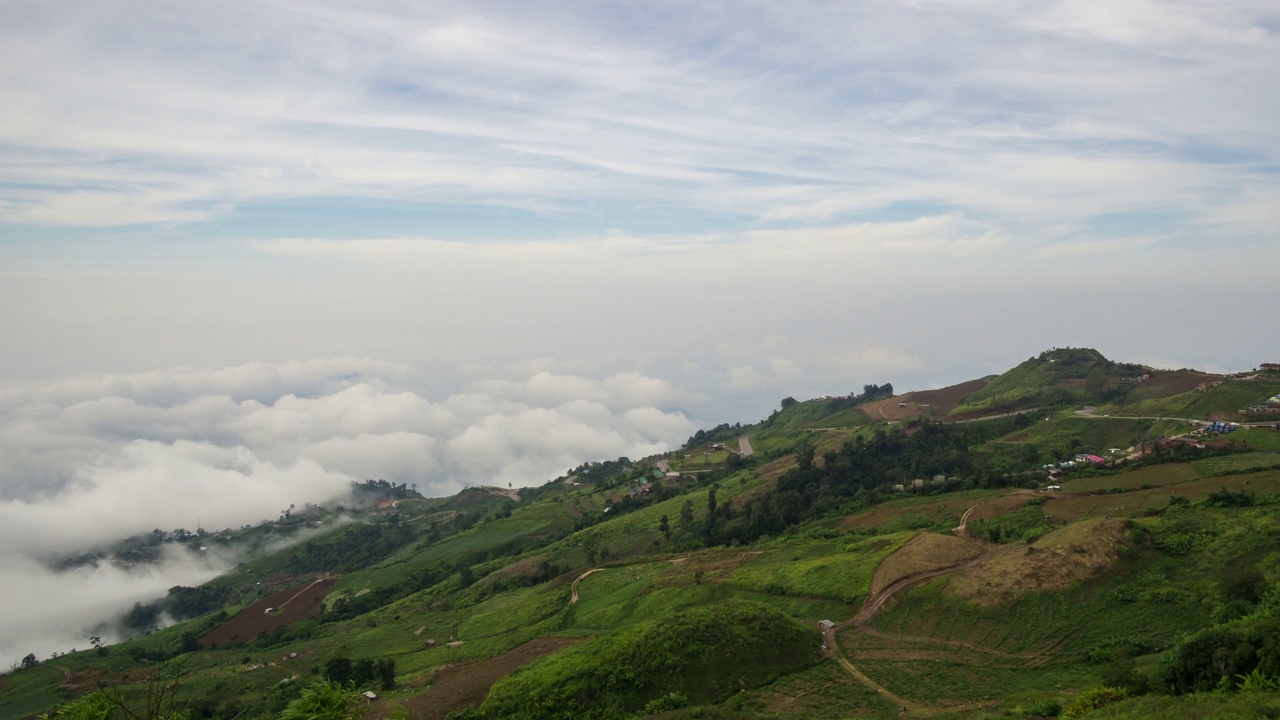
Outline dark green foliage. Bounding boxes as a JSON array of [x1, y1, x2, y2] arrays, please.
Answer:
[[711, 416, 1032, 548], [1021, 698, 1062, 717], [1062, 687, 1129, 719], [1204, 488, 1255, 508], [1221, 566, 1267, 604], [122, 601, 162, 631], [483, 601, 820, 719], [970, 504, 1056, 544], [278, 520, 416, 574], [1085, 638, 1160, 664], [322, 656, 395, 690], [1100, 651, 1150, 695], [278, 679, 365, 720], [1158, 618, 1280, 693]]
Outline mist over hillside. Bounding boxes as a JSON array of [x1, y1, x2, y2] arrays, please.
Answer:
[[0, 359, 698, 664]]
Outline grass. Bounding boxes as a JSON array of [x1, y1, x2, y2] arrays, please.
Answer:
[[1104, 378, 1280, 421], [726, 534, 913, 604], [990, 416, 1159, 456], [1058, 463, 1201, 493], [483, 600, 822, 718], [1063, 691, 1280, 719], [1044, 471, 1280, 522], [1191, 452, 1280, 476], [842, 553, 1212, 709], [737, 658, 900, 718], [1230, 428, 1280, 452]]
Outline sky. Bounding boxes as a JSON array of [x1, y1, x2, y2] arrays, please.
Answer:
[[1, 0, 1279, 663]]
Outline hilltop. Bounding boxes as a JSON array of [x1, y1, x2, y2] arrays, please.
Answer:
[[4, 349, 1280, 720]]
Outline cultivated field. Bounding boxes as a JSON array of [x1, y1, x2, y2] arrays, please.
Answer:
[[200, 578, 336, 647]]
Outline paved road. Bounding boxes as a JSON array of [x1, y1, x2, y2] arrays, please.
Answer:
[[738, 435, 754, 457]]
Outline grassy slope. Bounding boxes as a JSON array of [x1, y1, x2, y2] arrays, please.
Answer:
[[483, 600, 821, 719], [9, 353, 1280, 720]]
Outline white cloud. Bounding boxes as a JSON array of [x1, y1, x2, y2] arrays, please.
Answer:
[[0, 358, 700, 665], [0, 547, 228, 667]]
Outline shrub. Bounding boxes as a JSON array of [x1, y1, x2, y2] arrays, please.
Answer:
[[1062, 687, 1129, 719]]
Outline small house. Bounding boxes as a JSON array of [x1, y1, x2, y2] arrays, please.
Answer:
[[425, 639, 436, 648], [817, 620, 836, 630]]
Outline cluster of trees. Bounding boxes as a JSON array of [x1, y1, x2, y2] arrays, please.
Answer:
[[684, 422, 742, 449], [324, 656, 396, 691], [278, 518, 416, 575], [350, 478, 418, 505], [664, 417, 1034, 548]]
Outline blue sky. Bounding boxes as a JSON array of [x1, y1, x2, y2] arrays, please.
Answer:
[[2, 0, 1279, 415]]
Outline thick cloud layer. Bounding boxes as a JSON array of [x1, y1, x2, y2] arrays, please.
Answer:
[[0, 358, 698, 664]]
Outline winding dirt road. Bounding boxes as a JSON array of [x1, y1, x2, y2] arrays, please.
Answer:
[[825, 496, 1016, 716], [569, 568, 604, 605]]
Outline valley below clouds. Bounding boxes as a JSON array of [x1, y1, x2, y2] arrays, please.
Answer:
[[0, 358, 698, 664]]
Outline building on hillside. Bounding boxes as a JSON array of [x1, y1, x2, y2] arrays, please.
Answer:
[[1260, 363, 1280, 371], [817, 620, 836, 630]]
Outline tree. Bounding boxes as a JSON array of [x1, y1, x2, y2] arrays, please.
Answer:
[[679, 500, 694, 529], [377, 658, 396, 690], [324, 657, 353, 686], [780, 397, 798, 410], [658, 514, 671, 541], [18, 652, 38, 670]]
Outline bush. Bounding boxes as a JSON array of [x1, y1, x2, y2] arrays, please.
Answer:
[[1021, 698, 1061, 716], [279, 679, 366, 720], [1062, 687, 1129, 719]]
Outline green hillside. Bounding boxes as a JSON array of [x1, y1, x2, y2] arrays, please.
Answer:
[[5, 349, 1280, 720]]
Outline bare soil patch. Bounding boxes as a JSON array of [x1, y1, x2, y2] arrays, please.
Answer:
[[839, 496, 975, 531], [869, 533, 984, 596], [963, 493, 1033, 524], [945, 519, 1128, 607], [200, 579, 336, 648], [1138, 370, 1221, 398], [384, 636, 581, 719], [859, 379, 992, 422]]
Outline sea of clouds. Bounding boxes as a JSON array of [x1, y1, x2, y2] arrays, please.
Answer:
[[0, 358, 699, 665]]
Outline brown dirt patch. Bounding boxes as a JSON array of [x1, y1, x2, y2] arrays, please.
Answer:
[[869, 533, 984, 595], [379, 636, 581, 719], [200, 578, 336, 648], [859, 378, 992, 422], [945, 519, 1128, 607], [963, 493, 1033, 524], [1137, 370, 1221, 398]]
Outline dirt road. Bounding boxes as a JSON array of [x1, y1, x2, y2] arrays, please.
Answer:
[[569, 568, 604, 604]]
